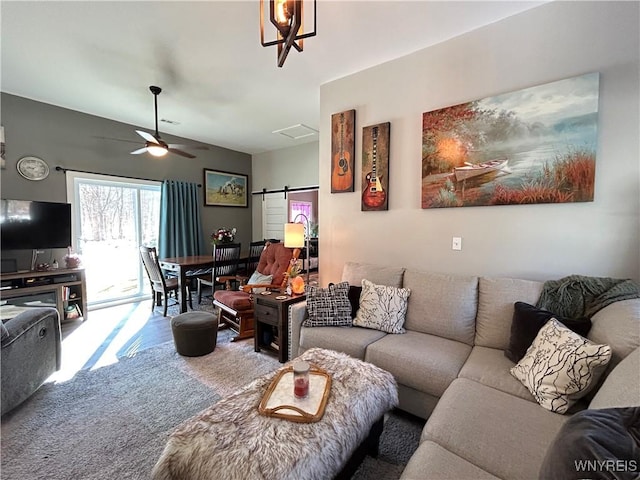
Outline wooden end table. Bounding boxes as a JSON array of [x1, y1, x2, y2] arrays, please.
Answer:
[[253, 293, 306, 363]]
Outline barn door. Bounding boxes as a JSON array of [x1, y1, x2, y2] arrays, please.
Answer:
[[261, 192, 287, 241]]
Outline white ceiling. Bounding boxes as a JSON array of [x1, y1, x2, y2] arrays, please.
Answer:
[[1, 1, 545, 155]]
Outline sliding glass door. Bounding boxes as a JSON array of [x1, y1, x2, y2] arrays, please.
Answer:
[[66, 172, 161, 307]]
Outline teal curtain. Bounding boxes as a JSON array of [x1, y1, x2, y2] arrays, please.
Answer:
[[159, 180, 204, 258]]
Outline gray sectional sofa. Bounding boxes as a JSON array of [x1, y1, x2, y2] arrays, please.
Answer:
[[288, 262, 640, 479]]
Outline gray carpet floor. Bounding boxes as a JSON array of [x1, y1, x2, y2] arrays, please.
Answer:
[[1, 328, 425, 479]]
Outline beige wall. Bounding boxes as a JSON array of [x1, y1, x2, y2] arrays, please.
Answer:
[[251, 141, 319, 240], [318, 1, 640, 284]]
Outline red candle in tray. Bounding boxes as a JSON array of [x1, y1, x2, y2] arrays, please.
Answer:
[[293, 361, 310, 399]]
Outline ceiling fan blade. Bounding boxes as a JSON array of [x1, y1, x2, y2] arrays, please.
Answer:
[[167, 144, 210, 151], [136, 130, 160, 144], [168, 148, 196, 159], [93, 135, 142, 145], [131, 147, 148, 155]]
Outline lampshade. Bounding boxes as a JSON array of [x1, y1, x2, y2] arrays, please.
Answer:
[[284, 222, 305, 248]]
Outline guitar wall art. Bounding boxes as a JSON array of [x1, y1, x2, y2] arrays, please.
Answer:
[[361, 122, 390, 211], [330, 109, 356, 193]]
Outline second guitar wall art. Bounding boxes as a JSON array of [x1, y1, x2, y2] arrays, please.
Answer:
[[361, 122, 390, 211]]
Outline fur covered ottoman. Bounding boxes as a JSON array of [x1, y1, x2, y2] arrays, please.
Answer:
[[152, 348, 398, 480]]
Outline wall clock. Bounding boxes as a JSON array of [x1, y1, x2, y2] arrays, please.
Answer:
[[16, 156, 49, 181]]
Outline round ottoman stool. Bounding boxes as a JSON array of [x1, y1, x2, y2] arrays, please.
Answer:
[[170, 311, 219, 357]]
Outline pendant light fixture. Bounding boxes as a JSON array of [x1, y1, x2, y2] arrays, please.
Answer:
[[260, 0, 317, 67]]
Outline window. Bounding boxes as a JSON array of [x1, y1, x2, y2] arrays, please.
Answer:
[[66, 171, 161, 307], [289, 200, 313, 223]]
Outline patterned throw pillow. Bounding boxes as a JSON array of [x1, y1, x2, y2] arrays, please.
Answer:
[[303, 282, 352, 327], [511, 318, 611, 414], [353, 279, 411, 334]]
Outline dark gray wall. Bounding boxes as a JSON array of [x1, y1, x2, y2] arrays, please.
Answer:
[[1, 93, 252, 269]]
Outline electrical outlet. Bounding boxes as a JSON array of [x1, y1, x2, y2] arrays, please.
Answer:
[[452, 237, 462, 251]]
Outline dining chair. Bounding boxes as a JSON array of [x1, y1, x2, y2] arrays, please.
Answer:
[[237, 240, 266, 277], [197, 242, 242, 304], [139, 246, 192, 317]]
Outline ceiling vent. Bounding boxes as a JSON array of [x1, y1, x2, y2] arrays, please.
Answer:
[[272, 123, 318, 140]]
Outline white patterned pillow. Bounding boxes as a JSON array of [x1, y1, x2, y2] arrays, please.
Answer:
[[303, 282, 352, 327], [511, 318, 611, 414], [353, 279, 411, 334]]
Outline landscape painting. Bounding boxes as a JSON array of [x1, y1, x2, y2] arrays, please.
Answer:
[[204, 169, 248, 207], [421, 72, 599, 209]]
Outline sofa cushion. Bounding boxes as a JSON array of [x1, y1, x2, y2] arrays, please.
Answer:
[[538, 407, 640, 480], [588, 298, 640, 371], [400, 441, 500, 480], [299, 325, 386, 360], [475, 277, 544, 349], [589, 347, 640, 410], [303, 282, 352, 327], [505, 302, 591, 363], [423, 378, 569, 480], [458, 346, 535, 402], [511, 319, 611, 414], [353, 279, 410, 334], [365, 330, 471, 398], [402, 270, 478, 345], [341, 262, 405, 288]]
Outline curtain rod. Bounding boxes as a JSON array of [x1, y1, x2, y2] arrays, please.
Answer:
[[251, 185, 319, 199], [55, 166, 202, 187]]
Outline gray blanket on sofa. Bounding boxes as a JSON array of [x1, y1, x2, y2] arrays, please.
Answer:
[[536, 275, 640, 319]]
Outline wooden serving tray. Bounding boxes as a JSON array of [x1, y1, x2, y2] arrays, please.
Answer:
[[258, 365, 332, 423]]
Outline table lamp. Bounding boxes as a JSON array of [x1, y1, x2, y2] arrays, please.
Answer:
[[284, 213, 310, 285]]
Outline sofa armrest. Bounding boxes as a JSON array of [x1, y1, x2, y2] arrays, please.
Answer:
[[1, 307, 62, 416], [288, 300, 308, 360]]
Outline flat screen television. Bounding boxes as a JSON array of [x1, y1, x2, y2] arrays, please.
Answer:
[[0, 199, 72, 250]]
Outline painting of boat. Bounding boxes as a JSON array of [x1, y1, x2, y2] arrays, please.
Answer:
[[421, 72, 599, 209], [454, 158, 508, 182]]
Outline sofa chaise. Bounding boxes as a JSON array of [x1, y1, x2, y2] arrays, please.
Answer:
[[288, 262, 640, 479]]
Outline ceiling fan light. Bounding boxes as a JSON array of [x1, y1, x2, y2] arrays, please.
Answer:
[[147, 145, 168, 157]]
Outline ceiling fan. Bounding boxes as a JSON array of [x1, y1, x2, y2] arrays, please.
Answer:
[[129, 85, 196, 159]]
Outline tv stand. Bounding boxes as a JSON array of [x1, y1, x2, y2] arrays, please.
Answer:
[[0, 268, 87, 322]]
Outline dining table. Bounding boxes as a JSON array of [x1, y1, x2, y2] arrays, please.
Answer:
[[159, 254, 248, 313], [158, 255, 214, 314]]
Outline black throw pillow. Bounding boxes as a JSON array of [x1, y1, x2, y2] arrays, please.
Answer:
[[504, 302, 592, 363], [348, 285, 362, 319], [538, 407, 640, 480]]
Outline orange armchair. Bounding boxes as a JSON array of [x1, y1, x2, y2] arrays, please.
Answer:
[[213, 242, 299, 341]]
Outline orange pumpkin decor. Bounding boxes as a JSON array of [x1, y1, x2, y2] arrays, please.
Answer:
[[290, 276, 306, 295]]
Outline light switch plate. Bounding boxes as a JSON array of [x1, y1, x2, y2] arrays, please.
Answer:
[[452, 237, 462, 251]]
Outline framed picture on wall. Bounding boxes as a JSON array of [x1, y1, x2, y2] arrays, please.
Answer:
[[361, 122, 390, 211], [421, 72, 599, 208], [331, 109, 356, 193], [203, 169, 248, 207]]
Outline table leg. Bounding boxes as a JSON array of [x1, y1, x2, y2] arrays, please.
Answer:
[[178, 268, 188, 313]]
